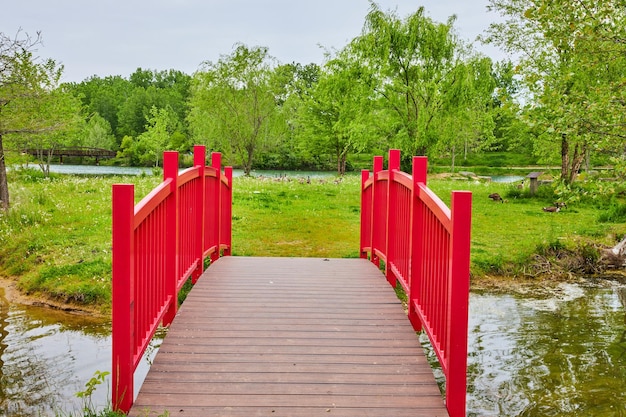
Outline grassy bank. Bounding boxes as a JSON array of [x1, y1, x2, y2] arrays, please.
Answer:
[[2, 168, 626, 313]]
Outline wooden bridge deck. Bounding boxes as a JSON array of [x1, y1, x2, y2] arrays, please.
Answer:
[[129, 257, 448, 417]]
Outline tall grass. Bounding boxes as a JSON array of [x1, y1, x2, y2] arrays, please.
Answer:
[[0, 168, 161, 313]]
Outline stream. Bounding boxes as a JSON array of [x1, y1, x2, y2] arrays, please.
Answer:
[[2, 280, 624, 416]]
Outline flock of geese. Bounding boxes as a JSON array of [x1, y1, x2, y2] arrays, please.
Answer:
[[488, 192, 567, 212]]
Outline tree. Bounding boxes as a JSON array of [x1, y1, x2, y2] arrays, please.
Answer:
[[0, 31, 77, 209], [8, 84, 84, 176], [349, 2, 465, 156], [296, 53, 375, 175], [188, 44, 280, 175], [64, 75, 132, 145], [484, 0, 626, 183], [83, 112, 116, 150], [120, 105, 180, 167], [253, 62, 320, 170], [434, 57, 497, 171]]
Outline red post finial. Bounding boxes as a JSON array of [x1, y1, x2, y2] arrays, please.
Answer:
[[373, 156, 383, 173], [164, 151, 179, 191], [211, 152, 222, 171], [389, 149, 400, 171], [412, 156, 428, 186], [194, 145, 206, 168]]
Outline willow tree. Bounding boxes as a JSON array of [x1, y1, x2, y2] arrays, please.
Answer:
[[349, 3, 464, 156], [435, 56, 497, 172], [188, 44, 280, 175], [485, 0, 626, 183]]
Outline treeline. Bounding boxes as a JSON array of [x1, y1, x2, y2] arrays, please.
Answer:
[[3, 1, 626, 211], [43, 4, 529, 175]]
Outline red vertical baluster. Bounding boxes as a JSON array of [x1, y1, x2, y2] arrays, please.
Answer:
[[222, 166, 233, 256], [193, 146, 206, 282], [112, 184, 135, 413], [211, 152, 222, 262], [360, 169, 370, 259], [446, 190, 472, 417], [371, 156, 383, 268], [386, 149, 401, 286], [163, 151, 179, 327]]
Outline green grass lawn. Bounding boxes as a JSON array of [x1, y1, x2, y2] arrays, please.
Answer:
[[427, 179, 626, 277], [2, 168, 625, 312], [231, 175, 361, 258]]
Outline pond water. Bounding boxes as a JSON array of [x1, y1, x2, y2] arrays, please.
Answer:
[[43, 164, 338, 179], [1, 281, 624, 416], [465, 282, 626, 416], [0, 287, 157, 416]]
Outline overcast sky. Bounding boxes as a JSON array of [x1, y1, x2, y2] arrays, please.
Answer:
[[2, 1, 507, 83]]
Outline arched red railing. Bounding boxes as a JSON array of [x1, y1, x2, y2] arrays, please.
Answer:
[[111, 145, 232, 412], [360, 149, 472, 417]]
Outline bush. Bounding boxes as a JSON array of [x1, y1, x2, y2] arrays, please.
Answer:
[[598, 202, 626, 223]]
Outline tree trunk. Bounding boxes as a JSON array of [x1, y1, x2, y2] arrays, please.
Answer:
[[0, 134, 9, 211], [561, 133, 570, 183], [568, 143, 586, 184], [451, 144, 456, 173]]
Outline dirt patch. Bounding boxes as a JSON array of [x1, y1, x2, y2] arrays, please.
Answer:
[[0, 276, 105, 317]]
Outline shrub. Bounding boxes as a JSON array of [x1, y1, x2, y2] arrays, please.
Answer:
[[598, 202, 626, 223]]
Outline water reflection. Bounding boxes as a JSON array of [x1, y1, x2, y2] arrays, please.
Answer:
[[0, 287, 110, 416], [468, 283, 626, 417]]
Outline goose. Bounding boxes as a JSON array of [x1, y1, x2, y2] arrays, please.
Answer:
[[488, 193, 504, 203], [542, 206, 560, 212]]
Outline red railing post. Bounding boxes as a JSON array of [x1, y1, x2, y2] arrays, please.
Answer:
[[192, 146, 206, 283], [408, 156, 428, 332], [210, 152, 222, 262], [385, 149, 401, 286], [370, 156, 383, 268], [112, 183, 135, 413], [162, 151, 179, 327], [446, 190, 472, 417], [360, 169, 370, 259], [222, 166, 233, 256]]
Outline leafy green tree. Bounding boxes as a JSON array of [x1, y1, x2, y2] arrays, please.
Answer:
[[296, 52, 375, 174], [66, 68, 191, 149], [65, 75, 132, 145], [189, 44, 281, 175], [121, 105, 180, 167], [434, 57, 497, 171], [10, 84, 84, 176], [254, 62, 321, 170], [349, 2, 466, 156], [485, 0, 626, 183], [83, 112, 116, 150], [0, 31, 80, 208]]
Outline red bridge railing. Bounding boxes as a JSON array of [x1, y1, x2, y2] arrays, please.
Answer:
[[360, 149, 472, 417], [111, 145, 232, 412]]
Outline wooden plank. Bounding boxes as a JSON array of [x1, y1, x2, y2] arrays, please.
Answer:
[[129, 257, 448, 417]]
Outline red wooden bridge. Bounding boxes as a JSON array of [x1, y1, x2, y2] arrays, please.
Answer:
[[112, 147, 472, 416]]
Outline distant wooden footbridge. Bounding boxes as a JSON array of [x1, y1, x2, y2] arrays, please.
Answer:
[[19, 146, 116, 163]]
